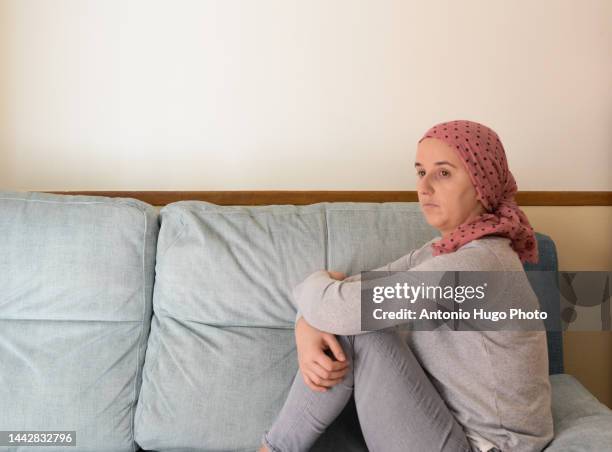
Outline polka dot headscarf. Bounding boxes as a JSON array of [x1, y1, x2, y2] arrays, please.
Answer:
[[417, 119, 539, 264]]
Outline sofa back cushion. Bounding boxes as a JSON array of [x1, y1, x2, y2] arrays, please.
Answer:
[[134, 200, 441, 451], [0, 191, 158, 451]]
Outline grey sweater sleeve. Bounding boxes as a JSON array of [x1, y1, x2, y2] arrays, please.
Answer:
[[293, 244, 503, 335], [292, 250, 420, 332], [294, 251, 417, 328]]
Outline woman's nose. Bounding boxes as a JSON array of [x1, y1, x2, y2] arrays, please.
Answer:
[[417, 174, 434, 194]]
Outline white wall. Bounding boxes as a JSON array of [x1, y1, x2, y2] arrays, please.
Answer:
[[1, 0, 611, 191]]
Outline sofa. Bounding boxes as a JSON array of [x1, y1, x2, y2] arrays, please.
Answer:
[[1, 190, 611, 452]]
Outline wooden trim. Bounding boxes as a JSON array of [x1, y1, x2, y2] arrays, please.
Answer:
[[42, 190, 612, 206]]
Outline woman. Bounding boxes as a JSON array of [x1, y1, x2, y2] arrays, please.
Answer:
[[259, 120, 554, 452]]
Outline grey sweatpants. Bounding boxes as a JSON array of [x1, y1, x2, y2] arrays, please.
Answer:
[[261, 327, 488, 452]]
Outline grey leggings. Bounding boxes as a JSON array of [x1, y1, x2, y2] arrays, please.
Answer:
[[261, 327, 487, 452]]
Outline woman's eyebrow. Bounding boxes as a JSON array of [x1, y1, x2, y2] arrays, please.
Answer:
[[414, 161, 458, 169]]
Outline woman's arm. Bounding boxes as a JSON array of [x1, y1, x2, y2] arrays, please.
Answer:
[[293, 251, 417, 328], [292, 250, 422, 335], [293, 245, 501, 335]]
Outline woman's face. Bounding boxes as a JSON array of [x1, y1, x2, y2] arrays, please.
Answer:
[[415, 138, 486, 239]]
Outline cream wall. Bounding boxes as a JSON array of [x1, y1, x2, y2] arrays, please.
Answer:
[[1, 0, 611, 191]]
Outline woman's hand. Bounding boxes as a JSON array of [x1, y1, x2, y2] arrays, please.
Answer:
[[295, 270, 349, 392], [295, 317, 350, 392], [327, 271, 346, 281]]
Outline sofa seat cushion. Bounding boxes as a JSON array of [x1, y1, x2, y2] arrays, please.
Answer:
[[545, 373, 612, 450]]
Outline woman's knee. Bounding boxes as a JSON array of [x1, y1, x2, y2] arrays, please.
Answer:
[[351, 328, 421, 375], [353, 328, 403, 351]]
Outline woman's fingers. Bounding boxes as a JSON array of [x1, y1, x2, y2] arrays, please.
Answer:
[[328, 271, 346, 280], [309, 361, 349, 382], [315, 350, 348, 372], [311, 374, 346, 388], [322, 335, 347, 362], [305, 368, 345, 389], [307, 349, 350, 389], [302, 370, 328, 392]]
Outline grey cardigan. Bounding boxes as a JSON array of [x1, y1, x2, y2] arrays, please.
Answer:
[[292, 236, 554, 452]]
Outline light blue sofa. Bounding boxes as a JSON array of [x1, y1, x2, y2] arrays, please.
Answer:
[[1, 190, 611, 452]]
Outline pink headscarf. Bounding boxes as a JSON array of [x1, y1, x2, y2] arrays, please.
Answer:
[[417, 119, 539, 264]]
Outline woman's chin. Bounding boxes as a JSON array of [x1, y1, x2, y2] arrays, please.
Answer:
[[422, 211, 442, 222]]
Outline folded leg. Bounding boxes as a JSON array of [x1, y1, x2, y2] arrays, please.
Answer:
[[262, 335, 355, 452], [352, 327, 472, 452]]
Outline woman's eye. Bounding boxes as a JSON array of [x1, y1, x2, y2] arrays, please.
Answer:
[[417, 169, 450, 177]]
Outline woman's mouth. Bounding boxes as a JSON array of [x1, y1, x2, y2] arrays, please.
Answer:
[[422, 203, 438, 208]]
